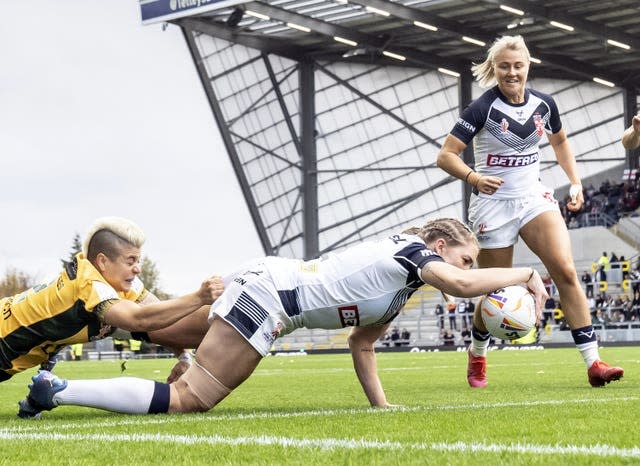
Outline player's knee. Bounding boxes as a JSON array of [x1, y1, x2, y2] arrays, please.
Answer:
[[552, 265, 579, 287], [172, 360, 231, 413], [172, 379, 209, 413]]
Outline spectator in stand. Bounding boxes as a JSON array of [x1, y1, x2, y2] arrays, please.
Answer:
[[434, 302, 445, 330], [631, 263, 640, 294], [542, 273, 555, 297], [379, 332, 391, 347], [594, 309, 606, 326], [447, 301, 458, 331], [631, 290, 640, 321], [463, 298, 475, 329], [620, 294, 632, 321], [443, 330, 455, 346], [543, 297, 556, 327], [400, 328, 411, 345], [619, 256, 629, 282], [597, 252, 611, 272], [460, 326, 472, 346], [390, 327, 401, 347], [595, 264, 607, 286], [581, 270, 594, 298], [456, 299, 467, 328]]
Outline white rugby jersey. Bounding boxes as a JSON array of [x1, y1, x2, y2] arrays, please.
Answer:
[[450, 86, 562, 199], [264, 234, 444, 330]]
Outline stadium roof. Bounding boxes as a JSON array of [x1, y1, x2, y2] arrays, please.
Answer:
[[149, 0, 639, 259], [173, 0, 640, 92]]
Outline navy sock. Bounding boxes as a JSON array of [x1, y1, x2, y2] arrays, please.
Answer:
[[571, 325, 597, 345], [148, 382, 170, 414], [472, 325, 491, 341]]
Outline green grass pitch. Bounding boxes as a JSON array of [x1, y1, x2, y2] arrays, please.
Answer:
[[1, 346, 638, 465]]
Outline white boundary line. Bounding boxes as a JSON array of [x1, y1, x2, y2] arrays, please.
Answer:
[[0, 431, 638, 458], [4, 396, 637, 433]]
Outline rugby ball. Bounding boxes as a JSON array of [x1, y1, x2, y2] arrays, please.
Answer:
[[480, 285, 536, 340]]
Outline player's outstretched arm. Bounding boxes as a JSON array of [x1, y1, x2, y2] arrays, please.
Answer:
[[421, 262, 547, 315], [348, 324, 391, 407], [622, 115, 640, 149], [103, 276, 223, 332]]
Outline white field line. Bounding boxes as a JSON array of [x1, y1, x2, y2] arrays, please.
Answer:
[[254, 362, 570, 376], [0, 430, 638, 458], [4, 396, 637, 433]]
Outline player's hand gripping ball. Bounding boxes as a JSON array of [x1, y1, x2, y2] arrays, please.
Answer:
[[480, 285, 536, 340]]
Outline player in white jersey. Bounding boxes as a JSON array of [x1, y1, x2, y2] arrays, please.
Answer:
[[437, 35, 624, 388], [24, 218, 548, 415]]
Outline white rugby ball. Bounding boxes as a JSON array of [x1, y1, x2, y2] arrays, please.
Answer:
[[480, 285, 536, 340]]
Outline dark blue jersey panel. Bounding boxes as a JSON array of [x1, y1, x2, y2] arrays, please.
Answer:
[[393, 242, 444, 287]]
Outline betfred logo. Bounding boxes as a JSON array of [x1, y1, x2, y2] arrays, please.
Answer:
[[338, 305, 360, 327], [487, 152, 539, 167]]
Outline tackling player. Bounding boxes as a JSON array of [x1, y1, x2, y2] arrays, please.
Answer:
[[0, 216, 223, 417]]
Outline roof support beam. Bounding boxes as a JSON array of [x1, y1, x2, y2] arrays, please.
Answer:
[[479, 0, 640, 52], [180, 24, 273, 254], [351, 0, 633, 87]]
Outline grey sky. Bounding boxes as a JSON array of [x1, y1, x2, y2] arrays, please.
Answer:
[[0, 0, 263, 295]]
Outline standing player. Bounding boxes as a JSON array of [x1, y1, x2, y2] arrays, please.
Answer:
[[436, 35, 623, 388], [0, 216, 223, 417], [24, 218, 549, 416]]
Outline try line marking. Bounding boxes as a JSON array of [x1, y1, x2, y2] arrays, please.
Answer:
[[4, 396, 637, 433], [0, 431, 639, 459]]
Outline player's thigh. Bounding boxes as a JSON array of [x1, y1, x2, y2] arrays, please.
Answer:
[[477, 246, 514, 268], [195, 316, 263, 390], [520, 210, 575, 273]]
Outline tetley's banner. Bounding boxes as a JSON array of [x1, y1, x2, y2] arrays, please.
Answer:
[[140, 0, 248, 24]]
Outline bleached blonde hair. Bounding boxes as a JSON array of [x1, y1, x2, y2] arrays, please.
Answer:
[[471, 35, 530, 88], [82, 216, 146, 261]]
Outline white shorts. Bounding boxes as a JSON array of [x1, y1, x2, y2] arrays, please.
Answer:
[[208, 259, 294, 357], [468, 186, 559, 249]]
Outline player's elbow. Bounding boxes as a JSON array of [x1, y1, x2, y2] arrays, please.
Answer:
[[435, 151, 448, 169]]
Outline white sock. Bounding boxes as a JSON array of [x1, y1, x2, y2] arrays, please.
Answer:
[[470, 335, 490, 357], [576, 342, 599, 368], [53, 377, 157, 414]]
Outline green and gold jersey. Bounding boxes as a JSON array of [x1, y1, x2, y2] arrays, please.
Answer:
[[0, 253, 147, 380]]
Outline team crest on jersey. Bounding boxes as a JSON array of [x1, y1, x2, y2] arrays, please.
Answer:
[[500, 118, 509, 133], [477, 223, 489, 241], [533, 113, 544, 136]]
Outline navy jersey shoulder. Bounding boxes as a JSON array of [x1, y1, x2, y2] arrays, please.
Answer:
[[391, 237, 444, 287], [450, 87, 500, 144]]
